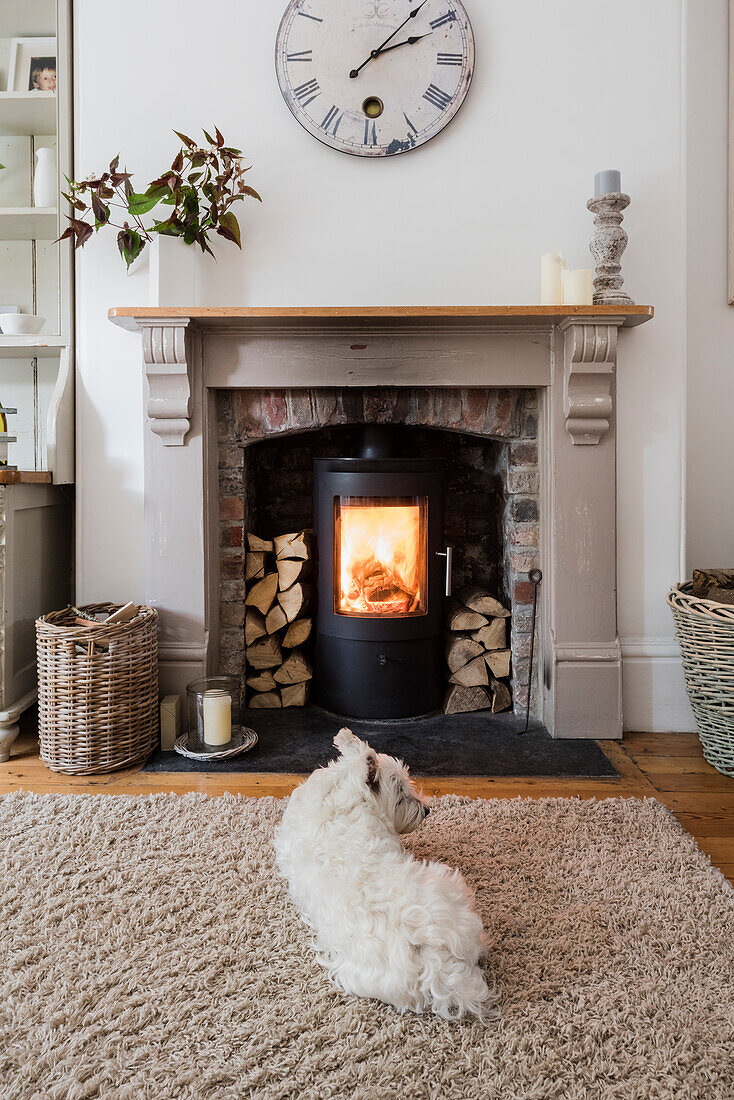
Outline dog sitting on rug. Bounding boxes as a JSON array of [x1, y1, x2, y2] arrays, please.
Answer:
[[275, 728, 497, 1021]]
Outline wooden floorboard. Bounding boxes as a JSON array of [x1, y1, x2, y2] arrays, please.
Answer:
[[2, 728, 732, 885]]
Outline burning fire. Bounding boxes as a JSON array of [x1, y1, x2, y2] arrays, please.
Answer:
[[337, 500, 425, 616]]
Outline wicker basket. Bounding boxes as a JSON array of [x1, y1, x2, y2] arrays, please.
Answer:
[[36, 603, 159, 774], [667, 583, 734, 776]]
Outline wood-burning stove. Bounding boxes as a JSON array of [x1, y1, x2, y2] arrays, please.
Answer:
[[313, 429, 448, 719]]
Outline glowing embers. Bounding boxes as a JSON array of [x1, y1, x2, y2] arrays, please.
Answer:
[[335, 496, 427, 616]]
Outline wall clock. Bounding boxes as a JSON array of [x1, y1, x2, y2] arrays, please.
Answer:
[[275, 0, 474, 157]]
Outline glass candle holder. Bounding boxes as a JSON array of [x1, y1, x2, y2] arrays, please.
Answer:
[[186, 676, 241, 752]]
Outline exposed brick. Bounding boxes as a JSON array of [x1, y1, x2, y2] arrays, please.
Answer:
[[484, 390, 519, 438], [509, 548, 540, 573], [219, 651, 243, 677], [220, 554, 244, 580], [218, 444, 244, 470], [513, 580, 535, 604], [414, 388, 437, 425], [263, 391, 288, 432], [511, 522, 539, 547], [219, 626, 244, 658], [220, 579, 246, 603], [341, 389, 365, 423], [217, 391, 234, 442], [220, 524, 244, 548], [508, 468, 540, 494], [364, 388, 399, 423], [288, 390, 314, 429], [220, 601, 245, 627], [313, 388, 341, 426], [220, 495, 244, 520], [462, 389, 489, 431], [510, 497, 538, 522], [510, 604, 535, 632], [232, 391, 264, 439], [437, 389, 463, 427], [510, 440, 538, 467]]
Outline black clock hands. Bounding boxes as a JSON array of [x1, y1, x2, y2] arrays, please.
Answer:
[[349, 0, 429, 79], [375, 32, 432, 57]]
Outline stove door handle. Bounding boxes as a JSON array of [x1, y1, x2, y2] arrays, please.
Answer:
[[435, 545, 453, 597]]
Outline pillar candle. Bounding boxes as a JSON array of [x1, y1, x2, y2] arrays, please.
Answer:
[[540, 252, 566, 305], [594, 170, 621, 196], [562, 268, 594, 306], [202, 690, 232, 746]]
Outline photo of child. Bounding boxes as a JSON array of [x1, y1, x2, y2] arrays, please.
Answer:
[[29, 57, 56, 92]]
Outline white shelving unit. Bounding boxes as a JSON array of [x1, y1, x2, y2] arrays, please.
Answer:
[[0, 0, 74, 753], [0, 206, 57, 239]]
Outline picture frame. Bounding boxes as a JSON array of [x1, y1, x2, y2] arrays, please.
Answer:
[[7, 38, 57, 94]]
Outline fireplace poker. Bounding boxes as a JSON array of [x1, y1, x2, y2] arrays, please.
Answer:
[[521, 568, 542, 735]]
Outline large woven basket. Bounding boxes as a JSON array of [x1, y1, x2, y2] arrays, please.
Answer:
[[667, 583, 734, 776], [36, 603, 159, 774]]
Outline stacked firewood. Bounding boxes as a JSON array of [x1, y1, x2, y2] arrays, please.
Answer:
[[244, 530, 313, 708], [444, 587, 512, 714]]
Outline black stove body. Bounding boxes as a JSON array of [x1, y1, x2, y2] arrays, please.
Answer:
[[313, 432, 447, 719]]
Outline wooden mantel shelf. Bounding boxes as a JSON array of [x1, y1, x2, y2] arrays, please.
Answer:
[[109, 304, 653, 331], [0, 470, 52, 485]]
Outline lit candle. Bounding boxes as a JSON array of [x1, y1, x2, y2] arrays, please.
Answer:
[[562, 268, 594, 306], [540, 252, 566, 305], [594, 169, 621, 196], [202, 690, 232, 746]]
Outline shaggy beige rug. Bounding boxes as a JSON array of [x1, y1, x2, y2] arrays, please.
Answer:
[[1, 793, 732, 1099]]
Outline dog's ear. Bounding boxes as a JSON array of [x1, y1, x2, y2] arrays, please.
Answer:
[[334, 727, 365, 758], [366, 752, 380, 792]]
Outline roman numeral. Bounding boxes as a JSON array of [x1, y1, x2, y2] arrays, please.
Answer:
[[437, 52, 462, 65], [423, 83, 452, 110], [320, 105, 343, 135], [364, 118, 377, 146], [293, 78, 320, 106], [287, 49, 313, 62], [404, 113, 418, 136], [429, 11, 457, 29], [297, 10, 323, 21]]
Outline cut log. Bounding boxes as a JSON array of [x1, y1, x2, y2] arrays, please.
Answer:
[[277, 557, 311, 591], [245, 552, 266, 582], [490, 679, 512, 713], [445, 598, 488, 632], [245, 572, 278, 615], [485, 648, 511, 679], [445, 633, 484, 673], [273, 649, 313, 685], [265, 603, 288, 635], [246, 635, 282, 670], [247, 533, 274, 553], [282, 617, 312, 649], [471, 618, 507, 652], [249, 691, 282, 709], [707, 587, 734, 606], [277, 582, 312, 624], [274, 530, 313, 561], [246, 671, 276, 692], [281, 682, 310, 708], [459, 587, 510, 618], [245, 608, 266, 646], [444, 684, 492, 714], [691, 568, 734, 597], [449, 655, 489, 687]]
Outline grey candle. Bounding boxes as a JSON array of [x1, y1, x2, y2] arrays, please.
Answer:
[[594, 170, 621, 196]]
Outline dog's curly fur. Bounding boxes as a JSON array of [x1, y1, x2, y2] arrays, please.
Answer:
[[275, 728, 497, 1020]]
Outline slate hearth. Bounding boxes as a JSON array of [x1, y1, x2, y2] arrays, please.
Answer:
[[143, 709, 618, 778]]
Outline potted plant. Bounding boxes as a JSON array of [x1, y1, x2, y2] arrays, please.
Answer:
[[59, 127, 261, 303]]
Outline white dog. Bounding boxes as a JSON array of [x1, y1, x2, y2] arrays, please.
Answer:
[[275, 728, 496, 1020]]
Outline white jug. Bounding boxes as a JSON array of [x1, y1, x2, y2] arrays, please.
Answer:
[[34, 147, 56, 208]]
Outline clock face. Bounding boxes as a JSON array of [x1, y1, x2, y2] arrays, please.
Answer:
[[275, 0, 474, 157]]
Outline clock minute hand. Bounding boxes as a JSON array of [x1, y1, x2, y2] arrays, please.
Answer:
[[349, 0, 429, 78]]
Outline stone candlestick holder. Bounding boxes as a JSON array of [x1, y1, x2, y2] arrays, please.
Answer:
[[587, 192, 634, 305]]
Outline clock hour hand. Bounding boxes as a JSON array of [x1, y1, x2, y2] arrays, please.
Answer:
[[349, 0, 429, 78], [374, 32, 432, 56]]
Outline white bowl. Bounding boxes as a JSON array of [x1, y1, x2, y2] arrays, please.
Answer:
[[0, 314, 46, 336]]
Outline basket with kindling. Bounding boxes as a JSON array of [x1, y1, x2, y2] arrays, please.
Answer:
[[36, 602, 159, 774]]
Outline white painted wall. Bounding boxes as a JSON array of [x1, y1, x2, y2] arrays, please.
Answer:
[[73, 0, 696, 730]]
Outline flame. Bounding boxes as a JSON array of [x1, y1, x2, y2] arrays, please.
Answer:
[[337, 501, 425, 616]]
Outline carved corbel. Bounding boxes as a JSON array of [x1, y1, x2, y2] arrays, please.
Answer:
[[558, 318, 624, 444], [140, 318, 192, 446]]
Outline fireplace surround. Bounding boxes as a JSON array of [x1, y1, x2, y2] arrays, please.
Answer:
[[109, 304, 654, 739]]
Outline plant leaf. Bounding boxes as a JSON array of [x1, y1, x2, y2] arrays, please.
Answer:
[[172, 130, 196, 148], [242, 185, 262, 201], [216, 210, 241, 248], [116, 226, 144, 269]]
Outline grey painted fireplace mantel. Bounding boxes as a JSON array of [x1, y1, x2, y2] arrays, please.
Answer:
[[109, 304, 653, 740]]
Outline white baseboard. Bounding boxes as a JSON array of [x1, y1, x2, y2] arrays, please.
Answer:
[[621, 639, 695, 733]]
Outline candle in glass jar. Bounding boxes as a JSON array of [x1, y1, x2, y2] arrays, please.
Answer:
[[202, 690, 232, 746]]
